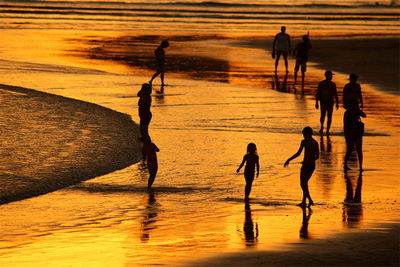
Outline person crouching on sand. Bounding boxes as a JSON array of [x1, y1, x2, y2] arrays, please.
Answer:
[[237, 143, 260, 202], [284, 127, 319, 208], [142, 135, 159, 190], [149, 40, 169, 92], [137, 83, 152, 139]]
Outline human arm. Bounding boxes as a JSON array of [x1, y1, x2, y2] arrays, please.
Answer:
[[287, 34, 291, 53], [334, 84, 339, 110], [256, 157, 260, 177], [152, 143, 160, 152], [315, 83, 321, 109], [284, 142, 304, 167], [237, 156, 246, 172], [359, 86, 364, 109], [293, 43, 298, 56]]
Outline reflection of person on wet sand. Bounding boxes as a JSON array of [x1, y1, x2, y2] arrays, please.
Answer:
[[272, 26, 291, 73], [343, 73, 363, 110], [140, 191, 159, 242], [272, 72, 288, 92], [284, 127, 319, 208], [237, 143, 260, 202], [149, 40, 169, 92], [243, 203, 258, 247], [344, 98, 366, 171], [137, 83, 152, 139], [315, 70, 339, 134], [300, 207, 312, 239], [293, 34, 311, 86], [142, 135, 159, 189], [343, 172, 363, 228]]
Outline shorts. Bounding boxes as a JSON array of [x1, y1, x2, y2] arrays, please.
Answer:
[[295, 58, 307, 73], [301, 163, 315, 174]]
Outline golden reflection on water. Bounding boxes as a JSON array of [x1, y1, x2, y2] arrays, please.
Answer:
[[0, 30, 399, 266]]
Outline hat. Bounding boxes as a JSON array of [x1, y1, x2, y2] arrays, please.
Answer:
[[350, 73, 359, 80], [325, 70, 334, 76]]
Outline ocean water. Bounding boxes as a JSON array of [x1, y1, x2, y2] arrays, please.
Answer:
[[1, 0, 399, 36], [1, 1, 399, 266]]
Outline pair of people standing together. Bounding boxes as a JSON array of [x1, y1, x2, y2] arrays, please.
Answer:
[[272, 26, 311, 86], [316, 71, 366, 171]]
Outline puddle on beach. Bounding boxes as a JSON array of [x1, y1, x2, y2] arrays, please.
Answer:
[[1, 31, 399, 266]]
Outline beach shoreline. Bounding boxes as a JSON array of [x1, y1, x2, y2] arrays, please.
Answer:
[[184, 222, 399, 267], [0, 84, 142, 205]]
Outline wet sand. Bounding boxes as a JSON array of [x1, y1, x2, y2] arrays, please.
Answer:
[[0, 84, 142, 204], [185, 223, 399, 267]]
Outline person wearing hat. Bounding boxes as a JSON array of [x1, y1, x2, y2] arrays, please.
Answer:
[[315, 70, 339, 134], [343, 73, 363, 110]]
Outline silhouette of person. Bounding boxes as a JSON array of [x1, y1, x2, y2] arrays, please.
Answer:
[[293, 34, 312, 86], [272, 26, 291, 73], [137, 83, 152, 139], [343, 73, 363, 110], [344, 98, 366, 171], [315, 70, 339, 134], [243, 203, 258, 247], [284, 126, 319, 208], [237, 143, 260, 202], [149, 40, 169, 92], [142, 135, 159, 189]]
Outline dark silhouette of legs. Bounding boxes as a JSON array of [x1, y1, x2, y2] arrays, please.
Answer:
[[299, 170, 313, 207]]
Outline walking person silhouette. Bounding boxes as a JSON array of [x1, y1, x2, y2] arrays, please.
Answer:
[[237, 143, 260, 202]]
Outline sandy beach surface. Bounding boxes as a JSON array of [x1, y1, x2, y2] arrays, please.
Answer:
[[1, 32, 399, 267]]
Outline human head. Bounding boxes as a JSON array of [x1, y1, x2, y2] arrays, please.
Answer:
[[324, 70, 334, 80], [281, 26, 286, 33], [302, 126, 313, 137], [247, 143, 257, 154], [349, 73, 359, 82], [161, 40, 169, 48], [141, 83, 152, 94], [302, 35, 309, 42]]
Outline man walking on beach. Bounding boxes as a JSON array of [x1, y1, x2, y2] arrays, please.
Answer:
[[315, 70, 339, 134], [272, 26, 291, 73], [293, 34, 311, 86]]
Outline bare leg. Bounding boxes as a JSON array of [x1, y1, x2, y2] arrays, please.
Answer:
[[283, 54, 288, 73], [275, 55, 280, 72], [149, 70, 161, 84], [344, 142, 354, 171], [355, 138, 363, 171], [320, 103, 327, 133], [326, 104, 334, 134], [299, 170, 313, 206], [148, 164, 158, 189]]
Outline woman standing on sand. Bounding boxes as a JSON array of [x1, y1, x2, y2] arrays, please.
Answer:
[[237, 143, 260, 202], [149, 40, 169, 92], [137, 83, 152, 139], [344, 98, 366, 171]]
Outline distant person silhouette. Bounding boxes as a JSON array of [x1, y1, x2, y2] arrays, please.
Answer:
[[149, 40, 169, 92], [237, 143, 260, 202], [142, 135, 159, 189], [344, 98, 366, 171], [272, 26, 291, 73], [293, 34, 311, 86], [343, 73, 363, 110], [137, 83, 152, 139], [284, 127, 319, 208], [315, 70, 339, 134]]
